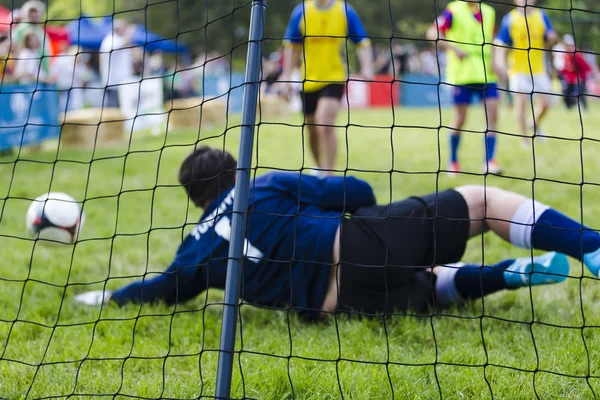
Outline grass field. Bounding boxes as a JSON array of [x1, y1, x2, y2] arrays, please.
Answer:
[[2, 100, 600, 399]]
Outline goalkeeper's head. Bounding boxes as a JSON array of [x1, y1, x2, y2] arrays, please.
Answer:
[[179, 146, 237, 208]]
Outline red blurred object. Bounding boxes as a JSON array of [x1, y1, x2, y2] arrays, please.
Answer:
[[346, 74, 401, 109], [0, 5, 13, 33], [368, 74, 400, 107], [46, 25, 71, 56]]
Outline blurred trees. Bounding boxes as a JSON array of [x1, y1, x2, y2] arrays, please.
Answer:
[[0, 0, 596, 56]]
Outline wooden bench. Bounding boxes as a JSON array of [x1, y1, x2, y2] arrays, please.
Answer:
[[60, 108, 125, 149]]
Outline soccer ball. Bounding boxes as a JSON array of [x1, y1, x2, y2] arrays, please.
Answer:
[[26, 192, 84, 244]]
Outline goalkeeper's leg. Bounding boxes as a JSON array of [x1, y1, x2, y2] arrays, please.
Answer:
[[434, 252, 569, 306], [456, 185, 600, 277]]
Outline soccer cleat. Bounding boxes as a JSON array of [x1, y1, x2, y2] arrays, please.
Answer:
[[583, 247, 600, 277], [484, 159, 502, 175], [503, 252, 569, 287], [448, 161, 461, 177]]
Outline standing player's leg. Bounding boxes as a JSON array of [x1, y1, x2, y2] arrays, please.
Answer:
[[531, 74, 554, 137], [564, 82, 577, 109], [481, 83, 501, 174], [301, 89, 321, 171], [435, 252, 569, 306], [513, 92, 530, 147], [456, 185, 600, 276], [313, 85, 344, 176], [449, 85, 471, 175], [305, 115, 320, 168], [509, 74, 533, 147], [579, 80, 588, 110]]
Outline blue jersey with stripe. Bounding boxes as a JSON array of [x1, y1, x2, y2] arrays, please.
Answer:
[[112, 172, 376, 318]]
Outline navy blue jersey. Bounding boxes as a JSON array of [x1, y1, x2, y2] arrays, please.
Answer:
[[111, 172, 376, 318]]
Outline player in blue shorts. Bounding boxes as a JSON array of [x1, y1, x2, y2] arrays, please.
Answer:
[[427, 1, 501, 175], [77, 147, 600, 319]]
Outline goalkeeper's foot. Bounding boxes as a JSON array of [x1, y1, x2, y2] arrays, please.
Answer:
[[583, 247, 600, 277], [504, 252, 569, 288]]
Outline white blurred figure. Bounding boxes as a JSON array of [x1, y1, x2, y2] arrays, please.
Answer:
[[420, 48, 438, 76], [15, 31, 50, 84], [147, 50, 167, 77], [51, 44, 92, 118], [99, 19, 136, 108], [552, 41, 566, 73], [13, 1, 51, 76]]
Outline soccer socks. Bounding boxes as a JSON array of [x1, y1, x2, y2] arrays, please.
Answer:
[[510, 201, 600, 276], [435, 261, 507, 305], [435, 253, 569, 305], [450, 133, 461, 163], [485, 134, 497, 162]]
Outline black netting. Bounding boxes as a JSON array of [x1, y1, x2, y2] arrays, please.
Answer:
[[1, 0, 599, 398]]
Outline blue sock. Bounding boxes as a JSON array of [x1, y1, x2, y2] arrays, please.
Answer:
[[453, 260, 514, 300], [485, 135, 496, 162], [532, 209, 600, 261], [450, 134, 461, 163]]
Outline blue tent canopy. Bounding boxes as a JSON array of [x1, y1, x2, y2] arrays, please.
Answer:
[[67, 16, 188, 54]]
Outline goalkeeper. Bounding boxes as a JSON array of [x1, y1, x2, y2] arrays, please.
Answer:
[[78, 147, 600, 319]]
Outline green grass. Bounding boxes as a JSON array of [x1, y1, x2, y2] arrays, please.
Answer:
[[2, 101, 600, 399]]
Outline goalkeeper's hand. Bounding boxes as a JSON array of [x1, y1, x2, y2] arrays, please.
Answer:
[[75, 290, 113, 306]]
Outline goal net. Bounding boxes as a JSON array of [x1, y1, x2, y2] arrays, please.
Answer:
[[1, 0, 599, 398]]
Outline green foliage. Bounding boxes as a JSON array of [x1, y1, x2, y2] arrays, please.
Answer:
[[1, 101, 600, 398], [1, 0, 598, 57]]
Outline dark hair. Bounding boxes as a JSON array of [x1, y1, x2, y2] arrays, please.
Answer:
[[178, 146, 237, 207]]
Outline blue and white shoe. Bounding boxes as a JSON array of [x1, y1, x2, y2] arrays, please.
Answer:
[[504, 252, 569, 287], [583, 247, 600, 277]]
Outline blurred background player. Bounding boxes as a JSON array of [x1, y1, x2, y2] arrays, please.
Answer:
[[494, 0, 558, 147], [560, 34, 599, 111], [426, 0, 501, 176], [100, 19, 136, 108], [282, 0, 373, 176]]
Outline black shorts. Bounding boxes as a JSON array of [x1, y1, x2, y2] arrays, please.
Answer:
[[338, 189, 471, 315], [301, 84, 345, 116]]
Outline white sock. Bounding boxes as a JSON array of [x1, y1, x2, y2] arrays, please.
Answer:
[[509, 200, 550, 249], [435, 264, 463, 306]]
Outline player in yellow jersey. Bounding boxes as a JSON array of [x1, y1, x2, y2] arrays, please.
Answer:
[[426, 0, 501, 176], [282, 0, 373, 176], [493, 0, 558, 147]]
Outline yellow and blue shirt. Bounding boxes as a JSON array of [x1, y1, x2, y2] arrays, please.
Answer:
[[495, 8, 554, 76], [284, 0, 369, 92]]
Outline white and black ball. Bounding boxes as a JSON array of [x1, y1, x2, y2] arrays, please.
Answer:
[[26, 192, 84, 244]]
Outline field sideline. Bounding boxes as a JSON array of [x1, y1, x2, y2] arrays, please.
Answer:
[[1, 101, 600, 399]]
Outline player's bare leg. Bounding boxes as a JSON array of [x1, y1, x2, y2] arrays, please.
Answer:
[[315, 97, 341, 176], [483, 98, 501, 174], [513, 92, 530, 147], [455, 185, 528, 239], [532, 94, 553, 138], [449, 104, 468, 175], [305, 115, 321, 171]]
